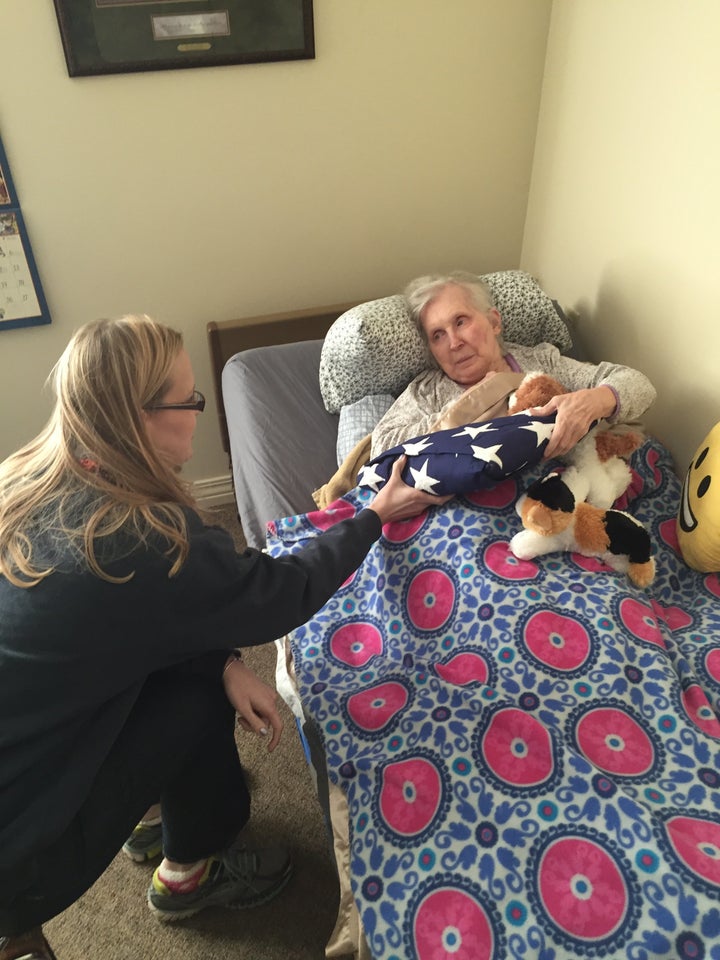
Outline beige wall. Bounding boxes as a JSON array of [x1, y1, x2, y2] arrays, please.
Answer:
[[0, 0, 551, 487], [521, 0, 719, 475]]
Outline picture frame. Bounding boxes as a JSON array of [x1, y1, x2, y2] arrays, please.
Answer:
[[0, 209, 52, 332], [0, 136, 51, 332], [0, 136, 18, 208], [52, 0, 315, 77]]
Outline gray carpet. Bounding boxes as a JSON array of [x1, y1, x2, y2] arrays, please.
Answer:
[[45, 504, 348, 960]]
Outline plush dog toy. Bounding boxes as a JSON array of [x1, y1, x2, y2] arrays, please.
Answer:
[[508, 372, 642, 510], [510, 472, 655, 588]]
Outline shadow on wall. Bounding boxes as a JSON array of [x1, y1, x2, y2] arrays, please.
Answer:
[[568, 257, 715, 479]]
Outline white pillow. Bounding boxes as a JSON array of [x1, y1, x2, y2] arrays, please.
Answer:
[[336, 393, 395, 466], [318, 270, 572, 414]]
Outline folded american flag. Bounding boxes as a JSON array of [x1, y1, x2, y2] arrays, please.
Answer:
[[358, 412, 558, 496]]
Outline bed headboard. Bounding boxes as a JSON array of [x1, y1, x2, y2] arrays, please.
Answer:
[[207, 301, 357, 456]]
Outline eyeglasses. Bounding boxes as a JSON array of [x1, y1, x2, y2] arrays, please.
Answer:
[[144, 389, 206, 413]]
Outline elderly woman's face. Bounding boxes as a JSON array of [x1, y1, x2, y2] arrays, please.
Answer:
[[421, 285, 504, 386]]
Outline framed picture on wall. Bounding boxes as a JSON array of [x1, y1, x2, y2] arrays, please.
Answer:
[[0, 136, 18, 207], [0, 136, 51, 332], [52, 0, 315, 77], [0, 209, 52, 332]]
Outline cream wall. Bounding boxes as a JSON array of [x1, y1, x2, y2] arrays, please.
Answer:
[[521, 0, 719, 475], [0, 0, 551, 488]]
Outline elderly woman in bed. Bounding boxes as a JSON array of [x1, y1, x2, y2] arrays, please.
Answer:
[[370, 272, 656, 461]]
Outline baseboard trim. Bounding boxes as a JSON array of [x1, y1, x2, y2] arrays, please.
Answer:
[[192, 473, 235, 507]]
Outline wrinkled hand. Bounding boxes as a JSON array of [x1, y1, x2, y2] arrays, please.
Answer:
[[222, 659, 284, 751], [368, 455, 452, 525], [532, 386, 616, 459]]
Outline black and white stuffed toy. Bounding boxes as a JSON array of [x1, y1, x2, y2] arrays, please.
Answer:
[[510, 472, 655, 588]]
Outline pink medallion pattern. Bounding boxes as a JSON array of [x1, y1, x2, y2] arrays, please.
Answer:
[[650, 600, 693, 631], [479, 707, 556, 788], [537, 836, 629, 940], [484, 541, 539, 580], [346, 681, 410, 732], [307, 502, 356, 531], [329, 621, 383, 666], [406, 568, 456, 632], [618, 597, 667, 648], [465, 477, 517, 509], [658, 517, 680, 550], [413, 887, 495, 960], [572, 555, 611, 574], [383, 512, 428, 544], [379, 756, 445, 836], [436, 652, 490, 686], [522, 610, 592, 672], [704, 574, 720, 599], [575, 707, 656, 777], [704, 648, 720, 684], [681, 684, 720, 738], [664, 815, 720, 887]]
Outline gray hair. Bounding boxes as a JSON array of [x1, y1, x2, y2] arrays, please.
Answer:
[[404, 272, 497, 339]]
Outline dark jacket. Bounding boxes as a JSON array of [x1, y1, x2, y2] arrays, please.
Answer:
[[0, 506, 381, 876]]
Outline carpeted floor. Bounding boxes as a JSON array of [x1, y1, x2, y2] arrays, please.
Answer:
[[45, 503, 349, 960]]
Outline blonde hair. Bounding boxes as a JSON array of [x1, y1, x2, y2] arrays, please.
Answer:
[[0, 315, 198, 587]]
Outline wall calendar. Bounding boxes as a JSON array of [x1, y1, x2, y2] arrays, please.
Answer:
[[0, 135, 51, 331]]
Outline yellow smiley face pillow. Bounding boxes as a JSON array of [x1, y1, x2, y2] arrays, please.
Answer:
[[677, 422, 720, 572]]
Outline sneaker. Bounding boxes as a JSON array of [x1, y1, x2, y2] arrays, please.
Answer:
[[122, 821, 163, 863], [0, 927, 57, 960], [147, 843, 292, 921]]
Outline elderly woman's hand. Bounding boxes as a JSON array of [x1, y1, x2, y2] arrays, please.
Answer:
[[534, 386, 617, 459]]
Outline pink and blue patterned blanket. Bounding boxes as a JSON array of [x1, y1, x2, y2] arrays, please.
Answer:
[[267, 436, 720, 960]]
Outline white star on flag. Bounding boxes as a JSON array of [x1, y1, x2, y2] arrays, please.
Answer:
[[402, 437, 434, 456], [470, 443, 504, 467], [358, 462, 385, 491], [519, 419, 555, 447], [409, 458, 442, 493], [453, 423, 500, 440]]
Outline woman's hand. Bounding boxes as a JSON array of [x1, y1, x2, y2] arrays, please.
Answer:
[[534, 385, 616, 459], [368, 455, 452, 525], [222, 658, 284, 751]]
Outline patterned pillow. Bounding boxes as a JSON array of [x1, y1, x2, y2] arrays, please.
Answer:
[[318, 270, 572, 414]]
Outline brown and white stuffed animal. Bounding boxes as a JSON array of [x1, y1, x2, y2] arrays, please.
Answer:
[[510, 472, 655, 588], [508, 372, 642, 510]]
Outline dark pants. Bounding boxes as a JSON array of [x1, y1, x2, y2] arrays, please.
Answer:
[[0, 667, 249, 936]]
